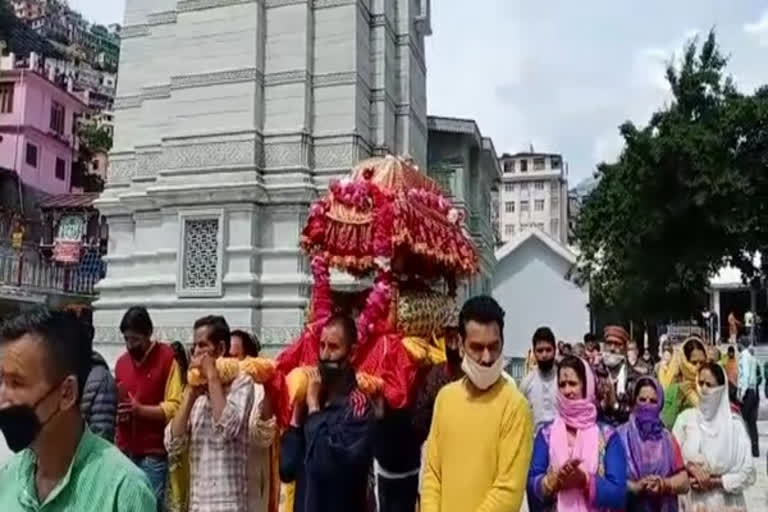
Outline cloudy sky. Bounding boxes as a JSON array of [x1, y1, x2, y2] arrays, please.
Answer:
[[74, 1, 768, 184]]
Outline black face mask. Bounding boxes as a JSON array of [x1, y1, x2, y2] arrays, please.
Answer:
[[0, 385, 61, 453], [318, 359, 345, 383], [128, 345, 147, 362], [446, 348, 462, 367], [537, 358, 555, 373]]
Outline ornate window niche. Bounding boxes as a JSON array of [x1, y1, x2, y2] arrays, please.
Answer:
[[177, 210, 225, 298]]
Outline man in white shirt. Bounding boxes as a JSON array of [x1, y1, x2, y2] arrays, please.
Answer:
[[520, 326, 557, 432]]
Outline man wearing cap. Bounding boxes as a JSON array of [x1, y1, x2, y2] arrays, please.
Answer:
[[596, 325, 633, 426]]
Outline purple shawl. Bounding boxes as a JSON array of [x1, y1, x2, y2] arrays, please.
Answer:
[[616, 377, 679, 512]]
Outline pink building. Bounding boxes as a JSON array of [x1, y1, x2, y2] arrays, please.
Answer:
[[0, 52, 87, 195]]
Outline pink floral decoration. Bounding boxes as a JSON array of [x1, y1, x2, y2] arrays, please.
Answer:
[[356, 270, 394, 345]]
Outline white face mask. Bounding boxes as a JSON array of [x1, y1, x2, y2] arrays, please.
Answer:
[[698, 385, 725, 421], [602, 352, 625, 369], [461, 353, 504, 390]]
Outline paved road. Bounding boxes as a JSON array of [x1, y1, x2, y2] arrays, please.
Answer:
[[747, 420, 768, 510]]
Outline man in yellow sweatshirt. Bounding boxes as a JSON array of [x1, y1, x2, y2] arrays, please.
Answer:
[[420, 296, 533, 512]]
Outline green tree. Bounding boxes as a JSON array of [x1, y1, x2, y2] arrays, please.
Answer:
[[0, 0, 17, 44], [79, 124, 113, 153], [573, 31, 764, 321], [72, 125, 112, 193]]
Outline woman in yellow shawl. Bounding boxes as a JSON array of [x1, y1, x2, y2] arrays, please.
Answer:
[[660, 337, 706, 429], [656, 339, 677, 388], [167, 342, 190, 512]]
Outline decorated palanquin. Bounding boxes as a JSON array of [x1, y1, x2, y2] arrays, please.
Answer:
[[272, 155, 478, 426]]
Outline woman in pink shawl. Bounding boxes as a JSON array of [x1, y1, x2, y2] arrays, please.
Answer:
[[527, 356, 627, 511]]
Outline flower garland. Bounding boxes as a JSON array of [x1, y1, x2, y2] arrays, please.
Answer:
[[370, 182, 394, 265], [355, 269, 394, 345], [406, 187, 452, 215], [328, 177, 374, 211], [309, 254, 332, 325]]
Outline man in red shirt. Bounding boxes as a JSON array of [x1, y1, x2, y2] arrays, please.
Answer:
[[115, 306, 182, 508]]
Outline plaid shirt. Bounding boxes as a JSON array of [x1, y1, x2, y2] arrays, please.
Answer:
[[165, 374, 254, 512]]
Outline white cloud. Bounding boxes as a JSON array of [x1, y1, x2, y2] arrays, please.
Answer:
[[68, 0, 768, 185], [632, 29, 700, 93], [745, 9, 768, 46], [593, 132, 625, 165], [67, 0, 124, 25], [587, 30, 699, 166]]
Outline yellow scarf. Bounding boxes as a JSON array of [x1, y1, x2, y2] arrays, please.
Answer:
[[676, 339, 701, 407], [657, 359, 677, 389]]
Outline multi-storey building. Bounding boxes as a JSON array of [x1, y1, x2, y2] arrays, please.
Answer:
[[93, 0, 432, 356], [0, 52, 87, 195], [13, 1, 121, 101], [67, 16, 122, 73], [90, 24, 121, 72], [427, 116, 501, 300], [19, 0, 69, 45], [11, 0, 49, 21], [497, 151, 569, 244]]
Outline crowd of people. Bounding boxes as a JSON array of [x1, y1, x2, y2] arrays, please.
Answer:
[[522, 325, 760, 512], [0, 298, 763, 512]]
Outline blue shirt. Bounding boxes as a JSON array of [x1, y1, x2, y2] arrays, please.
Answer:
[[279, 384, 375, 512], [526, 422, 627, 511]]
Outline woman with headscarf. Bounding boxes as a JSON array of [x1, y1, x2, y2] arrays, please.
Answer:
[[672, 362, 755, 511], [527, 356, 627, 511], [617, 377, 688, 512], [167, 342, 190, 512], [655, 340, 676, 389], [660, 337, 705, 429]]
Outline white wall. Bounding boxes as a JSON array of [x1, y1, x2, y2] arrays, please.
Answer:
[[492, 236, 589, 358], [98, 1, 430, 348]]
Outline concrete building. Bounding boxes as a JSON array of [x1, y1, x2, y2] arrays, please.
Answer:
[[498, 151, 569, 245], [67, 15, 122, 73], [94, 0, 432, 356], [0, 52, 87, 195], [492, 228, 589, 358], [427, 116, 500, 299], [19, 0, 69, 45], [90, 24, 121, 72], [11, 0, 55, 22], [11, 1, 120, 114]]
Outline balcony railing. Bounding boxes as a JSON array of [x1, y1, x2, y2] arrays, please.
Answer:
[[0, 254, 97, 297]]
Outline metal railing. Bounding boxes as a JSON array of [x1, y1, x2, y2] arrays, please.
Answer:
[[0, 254, 97, 296]]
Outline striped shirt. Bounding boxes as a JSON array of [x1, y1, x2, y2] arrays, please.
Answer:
[[165, 374, 254, 512], [0, 427, 156, 511]]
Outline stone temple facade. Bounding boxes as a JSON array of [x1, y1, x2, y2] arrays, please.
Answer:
[[94, 0, 432, 360]]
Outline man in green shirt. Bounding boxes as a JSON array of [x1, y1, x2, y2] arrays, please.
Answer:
[[0, 309, 156, 511]]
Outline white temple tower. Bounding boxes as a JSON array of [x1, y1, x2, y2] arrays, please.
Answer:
[[94, 0, 431, 359]]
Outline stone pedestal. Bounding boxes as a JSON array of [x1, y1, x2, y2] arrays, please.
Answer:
[[95, 0, 430, 359]]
